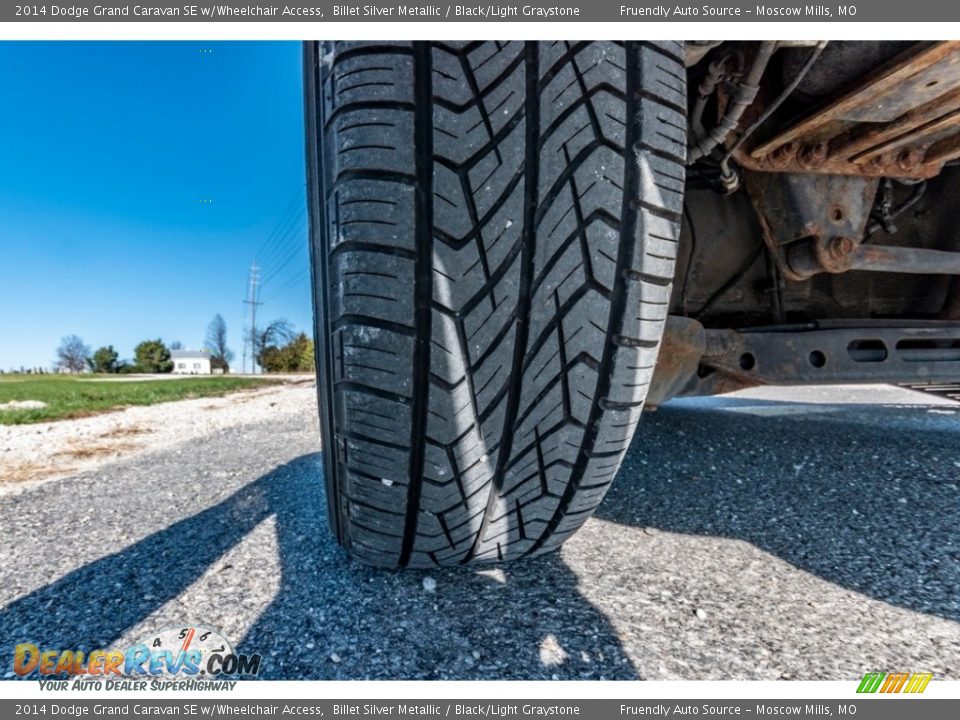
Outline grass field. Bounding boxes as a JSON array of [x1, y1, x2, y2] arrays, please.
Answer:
[[0, 375, 278, 425]]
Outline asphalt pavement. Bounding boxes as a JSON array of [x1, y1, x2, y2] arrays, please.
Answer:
[[1, 384, 957, 680]]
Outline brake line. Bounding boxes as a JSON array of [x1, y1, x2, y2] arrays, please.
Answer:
[[718, 42, 829, 191], [687, 41, 778, 164]]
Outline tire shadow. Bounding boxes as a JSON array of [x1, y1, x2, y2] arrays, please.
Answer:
[[237, 455, 636, 679], [594, 398, 960, 622], [0, 454, 637, 680]]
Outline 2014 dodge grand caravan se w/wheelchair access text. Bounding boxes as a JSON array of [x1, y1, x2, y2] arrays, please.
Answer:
[[303, 40, 960, 568]]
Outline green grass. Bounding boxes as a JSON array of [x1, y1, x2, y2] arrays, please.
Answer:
[[0, 375, 279, 425]]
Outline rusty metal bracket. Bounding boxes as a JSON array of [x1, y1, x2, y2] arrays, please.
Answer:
[[691, 322, 960, 394], [735, 41, 960, 180], [745, 171, 878, 280], [747, 170, 960, 279], [649, 318, 960, 404], [647, 316, 707, 407]]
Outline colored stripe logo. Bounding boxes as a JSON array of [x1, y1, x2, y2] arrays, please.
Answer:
[[857, 672, 932, 694]]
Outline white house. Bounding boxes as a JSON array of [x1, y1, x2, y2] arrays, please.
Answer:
[[171, 349, 212, 375]]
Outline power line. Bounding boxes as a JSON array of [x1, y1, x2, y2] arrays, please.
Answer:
[[253, 190, 300, 258], [260, 218, 309, 287], [259, 215, 308, 283], [261, 267, 311, 304], [258, 210, 305, 271], [254, 189, 306, 268]]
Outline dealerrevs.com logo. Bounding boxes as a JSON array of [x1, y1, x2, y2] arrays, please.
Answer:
[[13, 626, 261, 690], [857, 672, 933, 694]]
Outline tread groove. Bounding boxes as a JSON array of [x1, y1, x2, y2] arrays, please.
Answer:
[[398, 43, 435, 568]]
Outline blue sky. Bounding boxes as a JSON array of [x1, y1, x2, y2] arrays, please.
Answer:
[[0, 41, 310, 371]]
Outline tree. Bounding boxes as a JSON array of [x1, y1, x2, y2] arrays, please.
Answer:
[[299, 337, 316, 372], [169, 340, 183, 350], [252, 319, 294, 370], [134, 339, 173, 373], [205, 313, 234, 371], [89, 345, 120, 374], [259, 332, 315, 373], [55, 335, 90, 373]]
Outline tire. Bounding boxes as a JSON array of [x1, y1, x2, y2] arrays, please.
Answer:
[[304, 41, 686, 567]]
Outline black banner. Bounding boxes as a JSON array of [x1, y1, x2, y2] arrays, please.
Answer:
[[0, 1, 937, 23]]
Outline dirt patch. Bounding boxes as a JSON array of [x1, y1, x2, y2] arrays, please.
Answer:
[[54, 442, 138, 460], [0, 383, 317, 492], [57, 407, 125, 422], [98, 426, 153, 439], [0, 460, 75, 485]]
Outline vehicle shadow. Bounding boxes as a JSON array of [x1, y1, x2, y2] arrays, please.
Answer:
[[0, 453, 637, 680], [594, 398, 960, 623], [238, 455, 635, 679]]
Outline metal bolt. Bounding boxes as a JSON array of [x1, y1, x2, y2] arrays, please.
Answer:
[[828, 236, 856, 260], [897, 148, 925, 171], [798, 142, 829, 170], [866, 154, 891, 173], [766, 142, 799, 170]]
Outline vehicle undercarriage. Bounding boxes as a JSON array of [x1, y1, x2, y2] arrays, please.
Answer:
[[653, 40, 960, 405]]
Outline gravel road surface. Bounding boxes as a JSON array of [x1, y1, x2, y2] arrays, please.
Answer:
[[1, 383, 957, 680]]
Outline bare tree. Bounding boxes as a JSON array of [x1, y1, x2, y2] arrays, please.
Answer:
[[251, 319, 294, 370], [55, 335, 90, 373], [205, 314, 234, 370]]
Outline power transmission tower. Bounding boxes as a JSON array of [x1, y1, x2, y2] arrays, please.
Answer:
[[242, 263, 262, 375]]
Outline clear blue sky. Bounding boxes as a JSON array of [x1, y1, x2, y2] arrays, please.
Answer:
[[0, 41, 310, 371]]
